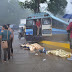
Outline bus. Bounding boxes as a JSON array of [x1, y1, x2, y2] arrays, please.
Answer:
[[25, 12, 68, 42]]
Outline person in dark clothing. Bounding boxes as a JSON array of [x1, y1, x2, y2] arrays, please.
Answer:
[[66, 22, 72, 49], [0, 42, 1, 60], [0, 25, 11, 62], [0, 26, 2, 60], [7, 24, 14, 56]]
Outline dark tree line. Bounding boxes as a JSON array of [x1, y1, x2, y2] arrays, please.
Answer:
[[19, 0, 67, 15]]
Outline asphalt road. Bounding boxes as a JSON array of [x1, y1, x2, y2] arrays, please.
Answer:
[[0, 31, 72, 72]]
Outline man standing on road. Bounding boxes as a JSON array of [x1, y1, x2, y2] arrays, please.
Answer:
[[7, 24, 14, 56], [0, 34, 1, 60], [0, 25, 11, 62], [66, 22, 72, 49], [0, 37, 1, 60]]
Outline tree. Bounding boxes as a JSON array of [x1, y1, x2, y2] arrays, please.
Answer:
[[19, 0, 67, 15], [19, 0, 46, 13], [48, 0, 67, 15]]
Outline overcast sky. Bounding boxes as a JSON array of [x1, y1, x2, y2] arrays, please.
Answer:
[[66, 0, 72, 13]]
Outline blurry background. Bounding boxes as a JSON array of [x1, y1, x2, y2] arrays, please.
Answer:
[[0, 0, 32, 25], [0, 0, 72, 25]]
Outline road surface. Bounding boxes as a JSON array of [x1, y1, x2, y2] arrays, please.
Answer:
[[0, 31, 72, 72]]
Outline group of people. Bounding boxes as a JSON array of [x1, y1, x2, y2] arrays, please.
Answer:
[[0, 24, 14, 62]]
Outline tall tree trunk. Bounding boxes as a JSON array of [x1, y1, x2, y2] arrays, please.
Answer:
[[36, 0, 40, 13]]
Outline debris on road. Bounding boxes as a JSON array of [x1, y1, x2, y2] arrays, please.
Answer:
[[43, 59, 46, 61], [39, 48, 46, 53], [35, 53, 38, 56], [46, 49, 72, 58]]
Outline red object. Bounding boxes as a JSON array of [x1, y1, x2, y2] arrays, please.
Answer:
[[36, 21, 40, 27], [67, 22, 72, 38]]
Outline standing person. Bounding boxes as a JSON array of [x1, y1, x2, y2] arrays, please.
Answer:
[[0, 40, 1, 60], [0, 36, 1, 61], [0, 41, 1, 60], [66, 22, 72, 49], [21, 27, 24, 36], [36, 19, 41, 35], [7, 24, 14, 56], [0, 25, 11, 62]]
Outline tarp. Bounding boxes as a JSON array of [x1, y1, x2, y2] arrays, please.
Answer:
[[63, 14, 72, 19]]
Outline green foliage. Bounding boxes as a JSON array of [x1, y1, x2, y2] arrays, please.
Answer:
[[48, 0, 67, 15], [19, 0, 46, 13], [40, 0, 47, 3], [19, 0, 67, 15]]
